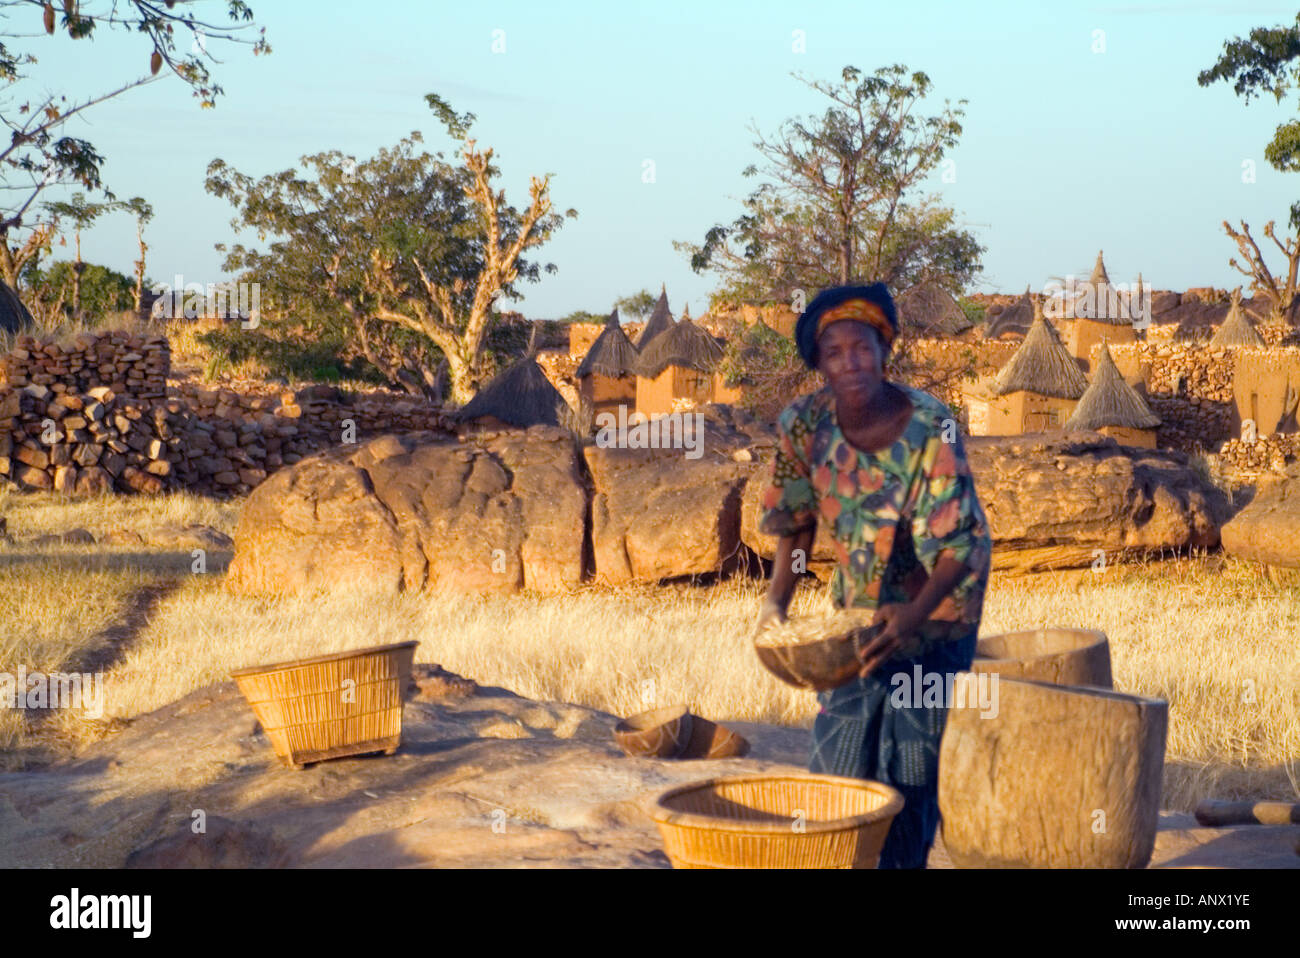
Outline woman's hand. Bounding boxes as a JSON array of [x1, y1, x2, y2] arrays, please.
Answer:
[[856, 602, 926, 677]]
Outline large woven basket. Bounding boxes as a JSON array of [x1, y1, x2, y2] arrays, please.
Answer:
[[651, 773, 903, 868], [231, 640, 418, 769]]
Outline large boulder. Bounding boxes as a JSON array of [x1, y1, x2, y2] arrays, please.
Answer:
[[969, 433, 1229, 572], [584, 442, 753, 584], [226, 429, 588, 595], [1221, 476, 1300, 568], [739, 433, 1229, 574]]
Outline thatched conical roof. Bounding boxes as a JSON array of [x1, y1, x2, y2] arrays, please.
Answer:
[[1090, 250, 1110, 288], [576, 308, 639, 379], [0, 279, 34, 334], [1210, 289, 1265, 348], [985, 286, 1034, 339], [455, 352, 573, 428], [635, 316, 724, 378], [896, 281, 974, 337], [1064, 342, 1160, 431], [993, 302, 1089, 398], [636, 285, 674, 347]]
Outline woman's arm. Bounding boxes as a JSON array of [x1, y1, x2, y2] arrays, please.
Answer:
[[757, 524, 815, 629], [855, 551, 970, 675]]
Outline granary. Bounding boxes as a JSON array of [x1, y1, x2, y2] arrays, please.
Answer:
[[968, 302, 1088, 435], [575, 307, 639, 415], [0, 279, 34, 334], [984, 286, 1035, 339], [635, 285, 674, 348], [1232, 347, 1300, 438], [1062, 342, 1161, 447], [455, 335, 574, 430], [633, 314, 731, 416], [1210, 289, 1265, 349], [1066, 251, 1138, 369], [895, 280, 974, 338]]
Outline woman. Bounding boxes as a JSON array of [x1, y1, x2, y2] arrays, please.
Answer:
[[756, 283, 992, 869]]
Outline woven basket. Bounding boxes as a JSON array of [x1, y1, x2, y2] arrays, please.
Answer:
[[651, 773, 903, 868], [231, 641, 418, 769]]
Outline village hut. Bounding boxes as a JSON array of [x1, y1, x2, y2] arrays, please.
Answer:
[[896, 281, 974, 338], [635, 285, 674, 348], [971, 302, 1088, 434], [634, 315, 727, 416], [456, 329, 574, 430], [576, 307, 639, 415], [1210, 289, 1266, 349], [1067, 250, 1137, 369], [1063, 342, 1160, 447], [1232, 347, 1300, 438], [984, 286, 1035, 339], [0, 279, 34, 334]]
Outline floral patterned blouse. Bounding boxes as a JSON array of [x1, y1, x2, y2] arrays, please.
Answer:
[[759, 382, 992, 660]]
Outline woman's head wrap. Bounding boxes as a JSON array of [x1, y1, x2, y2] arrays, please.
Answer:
[[794, 283, 898, 369]]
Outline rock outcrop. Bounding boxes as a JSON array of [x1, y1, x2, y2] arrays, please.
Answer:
[[226, 429, 588, 595], [1221, 476, 1300, 568], [967, 433, 1229, 572]]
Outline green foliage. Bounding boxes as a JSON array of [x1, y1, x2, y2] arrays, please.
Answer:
[[678, 63, 983, 302], [718, 321, 819, 419], [957, 297, 986, 325], [21, 259, 134, 317], [613, 289, 656, 321], [559, 310, 608, 324], [1200, 13, 1300, 228], [195, 321, 384, 385]]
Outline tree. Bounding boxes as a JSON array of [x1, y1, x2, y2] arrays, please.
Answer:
[[120, 196, 153, 316], [42, 192, 113, 317], [23, 259, 134, 319], [206, 94, 576, 403], [0, 1, 268, 291], [678, 64, 981, 305], [1200, 13, 1300, 323], [613, 289, 656, 321]]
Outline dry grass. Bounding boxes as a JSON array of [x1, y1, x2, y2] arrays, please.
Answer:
[[0, 509, 1296, 810], [0, 488, 240, 540]]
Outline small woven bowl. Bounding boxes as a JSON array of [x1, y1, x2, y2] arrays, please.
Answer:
[[754, 613, 881, 692], [613, 705, 694, 758]]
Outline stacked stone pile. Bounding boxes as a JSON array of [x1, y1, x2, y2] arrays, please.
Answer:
[[1218, 434, 1299, 476], [0, 332, 169, 398], [1, 368, 456, 498]]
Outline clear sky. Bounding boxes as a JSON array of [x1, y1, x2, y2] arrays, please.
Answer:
[[17, 0, 1300, 317]]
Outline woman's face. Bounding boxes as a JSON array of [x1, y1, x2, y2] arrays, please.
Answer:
[[817, 320, 887, 409]]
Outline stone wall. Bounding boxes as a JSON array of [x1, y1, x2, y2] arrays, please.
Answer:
[[1105, 342, 1234, 451], [0, 332, 169, 398], [0, 365, 455, 498]]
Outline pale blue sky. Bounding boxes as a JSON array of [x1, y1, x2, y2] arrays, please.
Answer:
[[17, 0, 1300, 317]]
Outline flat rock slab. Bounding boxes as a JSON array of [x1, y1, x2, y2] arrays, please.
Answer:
[[0, 675, 1290, 869], [1221, 477, 1300, 568]]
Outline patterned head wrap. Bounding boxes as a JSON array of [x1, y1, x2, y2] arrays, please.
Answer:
[[795, 283, 898, 369]]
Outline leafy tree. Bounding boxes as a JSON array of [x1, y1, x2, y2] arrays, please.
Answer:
[[120, 196, 153, 316], [22, 258, 134, 319], [1200, 13, 1300, 323], [613, 289, 656, 321], [206, 95, 576, 402], [558, 309, 608, 324], [0, 1, 268, 291], [678, 64, 982, 305], [42, 191, 113, 316]]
